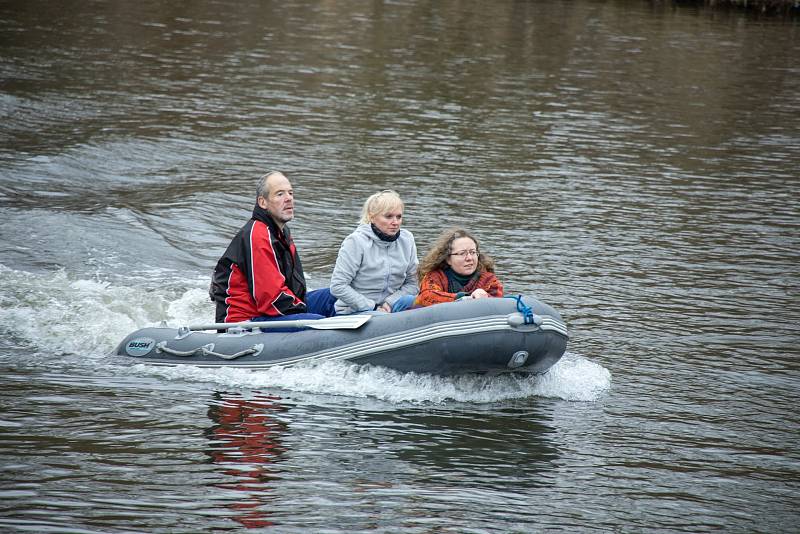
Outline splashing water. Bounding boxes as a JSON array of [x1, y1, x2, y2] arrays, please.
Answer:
[[129, 351, 610, 404], [0, 264, 211, 357], [0, 264, 611, 403]]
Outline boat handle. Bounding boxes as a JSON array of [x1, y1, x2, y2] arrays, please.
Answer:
[[155, 342, 264, 360]]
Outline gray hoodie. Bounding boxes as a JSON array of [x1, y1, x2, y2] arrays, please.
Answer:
[[330, 223, 419, 314]]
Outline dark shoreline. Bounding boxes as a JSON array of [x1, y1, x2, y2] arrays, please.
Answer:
[[674, 0, 799, 16]]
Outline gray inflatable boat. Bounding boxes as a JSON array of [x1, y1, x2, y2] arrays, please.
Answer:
[[113, 295, 568, 376]]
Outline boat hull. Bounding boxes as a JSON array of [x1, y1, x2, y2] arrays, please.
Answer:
[[113, 295, 568, 376]]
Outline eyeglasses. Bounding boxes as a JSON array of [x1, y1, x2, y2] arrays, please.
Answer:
[[449, 249, 478, 258]]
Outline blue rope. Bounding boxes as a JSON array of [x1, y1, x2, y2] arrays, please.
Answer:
[[505, 294, 536, 325]]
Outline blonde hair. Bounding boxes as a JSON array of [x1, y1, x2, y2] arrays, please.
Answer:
[[417, 227, 495, 283], [360, 190, 404, 224]]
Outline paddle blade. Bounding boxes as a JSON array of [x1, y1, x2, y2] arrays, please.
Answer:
[[305, 314, 372, 330]]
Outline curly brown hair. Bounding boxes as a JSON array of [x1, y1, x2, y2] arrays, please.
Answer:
[[417, 227, 495, 283]]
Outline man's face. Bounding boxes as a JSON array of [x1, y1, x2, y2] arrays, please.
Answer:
[[259, 173, 294, 226]]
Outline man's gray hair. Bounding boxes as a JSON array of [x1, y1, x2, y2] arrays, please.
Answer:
[[256, 170, 282, 199]]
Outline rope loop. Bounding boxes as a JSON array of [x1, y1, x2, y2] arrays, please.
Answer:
[[504, 294, 536, 325]]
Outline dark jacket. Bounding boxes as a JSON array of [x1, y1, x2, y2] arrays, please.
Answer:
[[209, 204, 307, 322]]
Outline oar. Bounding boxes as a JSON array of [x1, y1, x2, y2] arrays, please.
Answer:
[[186, 314, 371, 332]]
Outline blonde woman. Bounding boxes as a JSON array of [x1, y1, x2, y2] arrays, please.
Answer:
[[415, 227, 503, 307], [330, 190, 418, 314]]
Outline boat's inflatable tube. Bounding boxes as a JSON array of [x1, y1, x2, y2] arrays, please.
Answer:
[[113, 295, 568, 376]]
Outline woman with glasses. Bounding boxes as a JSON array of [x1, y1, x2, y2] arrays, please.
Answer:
[[330, 190, 419, 314], [414, 227, 504, 308]]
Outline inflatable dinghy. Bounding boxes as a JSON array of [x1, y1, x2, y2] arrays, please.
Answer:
[[113, 295, 568, 376]]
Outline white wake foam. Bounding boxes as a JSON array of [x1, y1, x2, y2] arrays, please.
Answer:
[[0, 264, 211, 357], [0, 264, 611, 403], [129, 351, 611, 404]]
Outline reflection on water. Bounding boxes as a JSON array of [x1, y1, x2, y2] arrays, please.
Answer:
[[205, 392, 288, 529]]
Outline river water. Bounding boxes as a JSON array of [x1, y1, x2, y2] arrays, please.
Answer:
[[1, 1, 798, 532]]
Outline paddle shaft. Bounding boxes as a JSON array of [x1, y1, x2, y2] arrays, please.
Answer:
[[187, 315, 370, 332]]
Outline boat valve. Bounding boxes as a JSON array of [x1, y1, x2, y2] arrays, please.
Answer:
[[508, 351, 529, 369]]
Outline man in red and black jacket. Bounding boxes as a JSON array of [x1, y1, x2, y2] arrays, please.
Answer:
[[209, 171, 335, 323]]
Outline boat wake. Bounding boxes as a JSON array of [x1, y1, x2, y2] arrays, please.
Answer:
[[129, 352, 611, 403], [0, 265, 611, 403]]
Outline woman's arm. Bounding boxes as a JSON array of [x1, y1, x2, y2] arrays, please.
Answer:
[[481, 272, 504, 297], [414, 270, 460, 307], [330, 234, 376, 312], [384, 233, 419, 307]]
